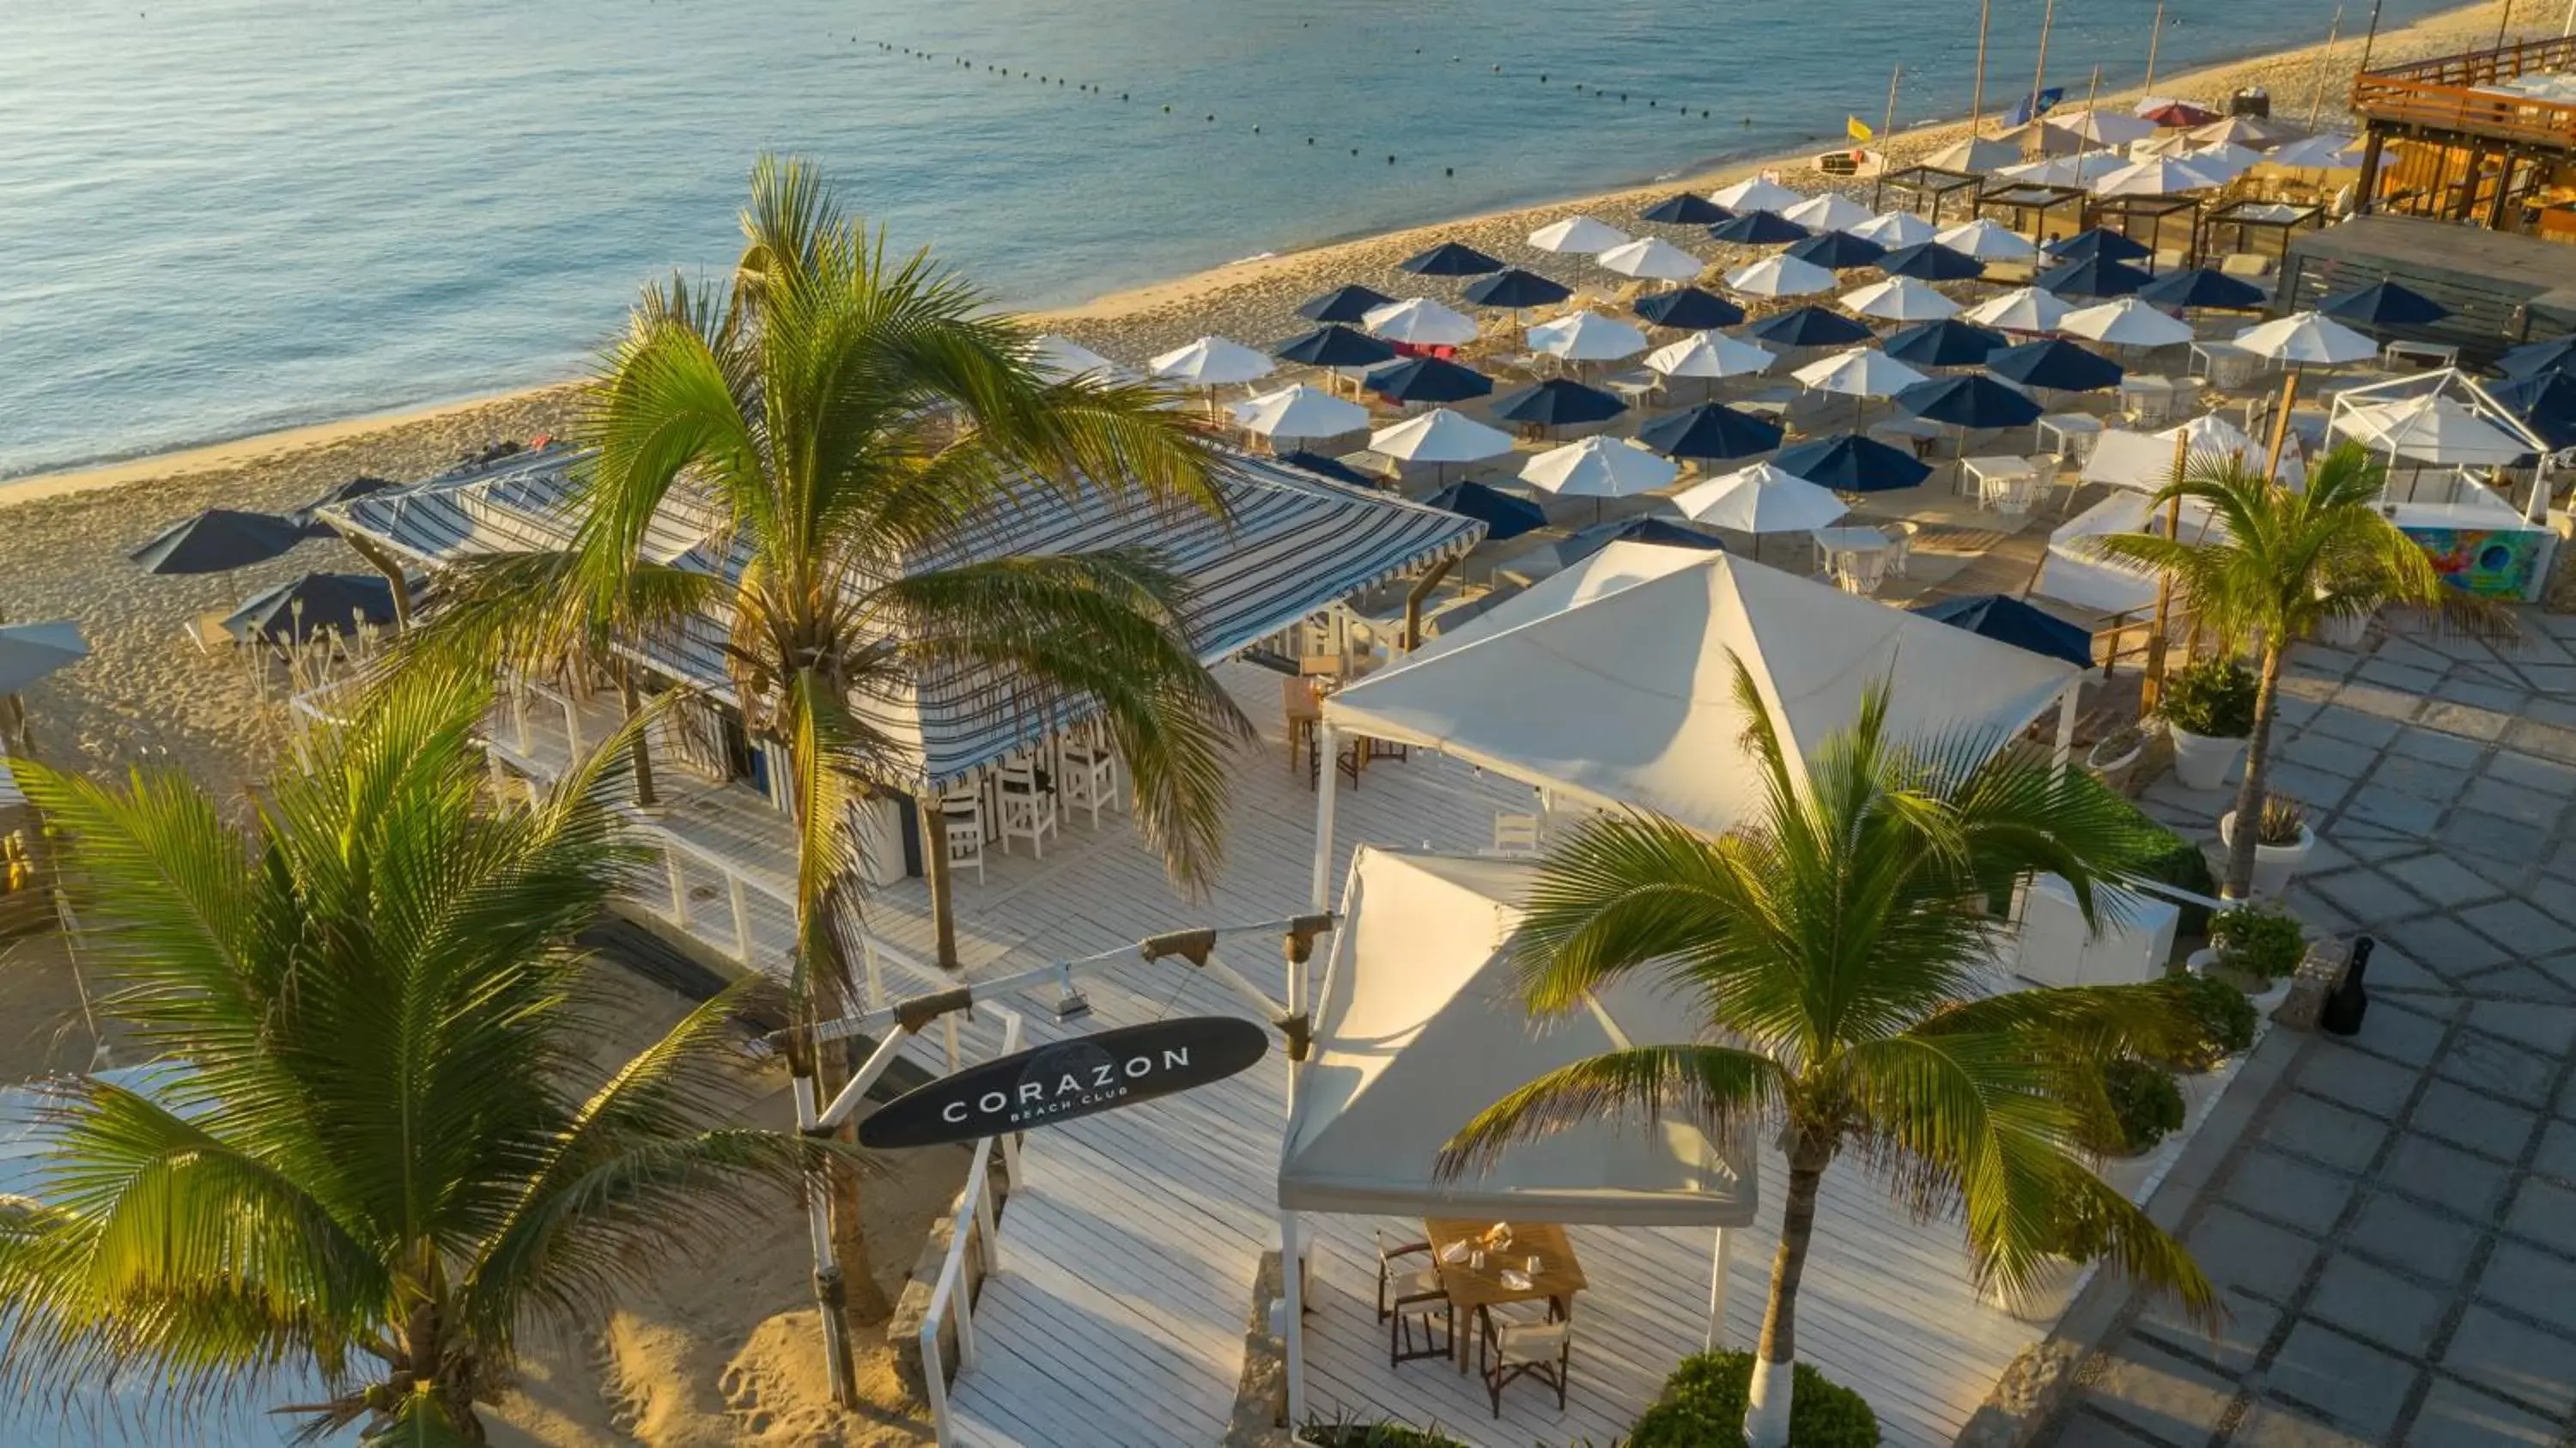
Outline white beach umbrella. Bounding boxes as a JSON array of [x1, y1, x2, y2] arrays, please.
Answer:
[[2336, 396, 2532, 465], [1370, 408, 1515, 465], [2059, 108, 2158, 148], [1780, 192, 1877, 234], [1921, 137, 2022, 174], [1527, 310, 1649, 362], [1029, 333, 1128, 382], [1361, 296, 1480, 346], [2234, 312, 2379, 366], [2162, 412, 2262, 459], [1597, 236, 1706, 283], [2129, 131, 2196, 159], [1848, 210, 1936, 247], [1149, 335, 1274, 386], [1723, 254, 1837, 299], [2186, 142, 2263, 179], [1645, 330, 1776, 380], [1961, 285, 2073, 332], [1840, 277, 1962, 322], [1793, 347, 1930, 398], [1673, 461, 1849, 532], [2190, 115, 2293, 149], [1996, 149, 2127, 187], [1935, 218, 2043, 263], [1528, 215, 1631, 256], [2091, 155, 2229, 197], [1710, 176, 1804, 213], [2061, 297, 2196, 348], [1520, 435, 1679, 498], [1230, 384, 1370, 441], [2264, 134, 2367, 168]]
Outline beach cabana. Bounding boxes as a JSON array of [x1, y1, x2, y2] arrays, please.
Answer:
[[1971, 182, 2087, 244], [1632, 287, 1745, 332], [2198, 198, 2324, 269], [2087, 197, 2203, 266], [1877, 163, 1989, 223], [131, 509, 307, 575]]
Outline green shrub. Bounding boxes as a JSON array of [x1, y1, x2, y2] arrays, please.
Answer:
[[2107, 794, 2218, 939], [1301, 1418, 1467, 1447], [2082, 1057, 2186, 1157], [2209, 903, 2306, 987], [2159, 972, 2258, 1072], [1624, 1350, 1880, 1447], [2159, 656, 2257, 739]]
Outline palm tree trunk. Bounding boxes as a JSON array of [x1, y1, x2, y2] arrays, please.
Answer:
[[2221, 642, 2287, 899], [920, 793, 961, 971], [1745, 1143, 1832, 1448], [617, 664, 658, 810]]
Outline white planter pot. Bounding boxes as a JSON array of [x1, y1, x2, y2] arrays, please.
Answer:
[[2219, 812, 2317, 899], [2087, 733, 2148, 775], [2316, 611, 2370, 649], [1980, 1253, 2087, 1323], [2168, 727, 2246, 791]]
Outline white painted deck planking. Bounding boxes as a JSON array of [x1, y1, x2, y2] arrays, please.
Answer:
[[495, 665, 2050, 1447]]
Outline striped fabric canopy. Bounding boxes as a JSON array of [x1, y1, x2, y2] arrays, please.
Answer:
[[322, 447, 1479, 788]]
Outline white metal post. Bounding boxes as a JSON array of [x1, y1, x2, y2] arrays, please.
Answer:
[[1309, 722, 1339, 912], [727, 874, 754, 966], [665, 849, 691, 929], [1705, 1226, 1735, 1350], [2051, 684, 2081, 775], [1279, 1210, 1308, 1424]]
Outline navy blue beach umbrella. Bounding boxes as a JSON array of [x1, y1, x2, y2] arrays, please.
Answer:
[[1910, 594, 2096, 668], [1296, 283, 1395, 324], [223, 572, 399, 644], [1745, 306, 1874, 350], [1884, 318, 2009, 368], [1398, 240, 1505, 277], [1273, 324, 1397, 368], [131, 509, 307, 575], [290, 475, 399, 532], [2035, 254, 2154, 299], [1897, 374, 2044, 429], [1986, 337, 2126, 392], [2044, 228, 2153, 265], [1540, 515, 1728, 569], [2489, 372, 2576, 451], [1365, 356, 1493, 405], [2499, 335, 2576, 380], [1279, 450, 1381, 488], [1633, 286, 1745, 330], [1786, 230, 1888, 271], [1463, 267, 1575, 311], [1771, 434, 1932, 492], [1490, 378, 1627, 429], [2322, 279, 2450, 329], [1878, 241, 1985, 283], [1426, 481, 1548, 542], [2135, 267, 2268, 311], [1637, 403, 1785, 461], [1709, 210, 1809, 246], [1640, 192, 1730, 226]]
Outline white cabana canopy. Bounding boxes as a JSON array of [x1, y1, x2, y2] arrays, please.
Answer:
[[1646, 329, 1775, 379], [2081, 414, 2269, 490], [1150, 335, 1275, 386], [1279, 847, 1757, 1225], [2331, 391, 2543, 467], [1529, 214, 1632, 255], [1363, 296, 1480, 346], [2033, 489, 2223, 613], [1323, 554, 2082, 840], [1848, 210, 1936, 247], [1528, 310, 1649, 362], [1962, 284, 2072, 331], [1780, 192, 1875, 234], [1841, 277, 1962, 322], [1710, 175, 1803, 212], [1598, 236, 1706, 283], [1724, 254, 1836, 299]]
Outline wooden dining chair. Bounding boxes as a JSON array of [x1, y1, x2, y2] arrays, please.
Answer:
[[1375, 1232, 1455, 1368]]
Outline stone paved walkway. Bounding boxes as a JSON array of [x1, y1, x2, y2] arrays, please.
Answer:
[[2042, 613, 2576, 1448]]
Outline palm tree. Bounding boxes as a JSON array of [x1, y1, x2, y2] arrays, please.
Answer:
[[0, 671, 829, 1443], [1438, 664, 2217, 1448], [2094, 441, 2477, 898], [411, 156, 1248, 1375]]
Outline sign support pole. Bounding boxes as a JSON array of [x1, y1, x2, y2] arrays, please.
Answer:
[[1309, 723, 1339, 912]]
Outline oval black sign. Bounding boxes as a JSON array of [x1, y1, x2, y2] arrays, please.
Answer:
[[857, 1015, 1270, 1149]]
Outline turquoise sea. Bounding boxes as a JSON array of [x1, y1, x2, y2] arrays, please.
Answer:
[[1, 0, 2421, 478]]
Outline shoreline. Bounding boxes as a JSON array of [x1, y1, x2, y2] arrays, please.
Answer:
[[3, 0, 2525, 506]]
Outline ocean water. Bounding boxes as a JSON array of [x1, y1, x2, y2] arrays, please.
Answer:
[[0, 0, 2421, 479]]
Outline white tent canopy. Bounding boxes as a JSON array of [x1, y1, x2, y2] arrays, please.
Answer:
[[1412, 541, 1712, 666], [1323, 554, 2081, 841], [2033, 489, 2222, 613], [2333, 394, 2534, 466], [1279, 847, 1756, 1224]]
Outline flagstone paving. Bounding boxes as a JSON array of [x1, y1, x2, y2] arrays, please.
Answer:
[[2041, 614, 2576, 1448]]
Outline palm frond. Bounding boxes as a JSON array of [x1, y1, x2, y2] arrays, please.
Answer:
[[1437, 1044, 1781, 1180]]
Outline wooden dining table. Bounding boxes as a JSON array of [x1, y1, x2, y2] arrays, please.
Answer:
[[1422, 1218, 1589, 1370]]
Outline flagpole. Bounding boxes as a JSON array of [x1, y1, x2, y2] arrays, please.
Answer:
[[2144, 0, 2168, 93], [2032, 0, 2058, 126], [1972, 0, 1993, 131], [1873, 64, 1903, 208], [2306, 5, 2347, 127]]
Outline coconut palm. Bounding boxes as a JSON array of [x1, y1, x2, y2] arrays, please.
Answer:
[[2094, 441, 2480, 898], [411, 157, 1248, 1356], [0, 671, 829, 1444], [1438, 664, 2217, 1448]]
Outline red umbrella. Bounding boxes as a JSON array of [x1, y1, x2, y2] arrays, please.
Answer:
[[2141, 101, 2219, 127]]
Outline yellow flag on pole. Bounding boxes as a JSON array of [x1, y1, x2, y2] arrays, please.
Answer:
[[1847, 115, 1874, 141]]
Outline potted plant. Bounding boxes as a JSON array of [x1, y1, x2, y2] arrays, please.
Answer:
[[2086, 721, 2151, 794], [2190, 902, 2306, 1013], [2158, 973, 2259, 1074], [2217, 794, 2317, 899], [2157, 656, 2257, 791], [1983, 1183, 2124, 1324]]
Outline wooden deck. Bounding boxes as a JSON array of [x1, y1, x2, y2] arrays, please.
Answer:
[[500, 663, 2052, 1448]]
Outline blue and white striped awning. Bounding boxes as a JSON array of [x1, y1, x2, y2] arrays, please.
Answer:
[[323, 446, 1479, 788]]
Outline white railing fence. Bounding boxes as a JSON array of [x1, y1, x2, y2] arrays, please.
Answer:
[[919, 1008, 1026, 1445]]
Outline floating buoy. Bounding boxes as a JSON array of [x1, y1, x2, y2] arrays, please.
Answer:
[[1444, 167, 1454, 176], [1649, 99, 1657, 106], [1388, 155, 1397, 163], [1350, 147, 1359, 155], [1492, 64, 1502, 72], [1251, 124, 1260, 132], [1163, 104, 1171, 112], [1206, 113, 1216, 121], [1307, 137, 1315, 144]]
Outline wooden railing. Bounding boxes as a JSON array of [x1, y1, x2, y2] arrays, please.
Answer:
[[2352, 35, 2576, 147]]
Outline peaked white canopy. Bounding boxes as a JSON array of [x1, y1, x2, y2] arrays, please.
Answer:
[[1324, 553, 2081, 840], [1370, 408, 1515, 465], [1672, 461, 1848, 532], [1710, 176, 1803, 213], [1723, 253, 1837, 299], [1027, 333, 1128, 383], [2191, 114, 2293, 149], [1961, 284, 2072, 331], [1528, 310, 1649, 362], [1841, 276, 1963, 321], [1646, 330, 1776, 379], [1279, 847, 1756, 1225], [1598, 236, 1706, 282], [1150, 335, 1274, 386], [1412, 541, 1712, 666], [1780, 192, 1876, 234], [1848, 210, 1937, 247], [1362, 296, 1480, 345], [1921, 137, 2023, 174], [2334, 394, 2535, 465], [2091, 155, 2230, 196], [2234, 312, 2379, 365], [1935, 218, 2043, 263], [1519, 435, 1679, 497], [1528, 214, 1631, 254], [1230, 384, 1370, 440], [2080, 413, 2270, 490], [1793, 346, 1931, 397], [2061, 297, 2196, 348]]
